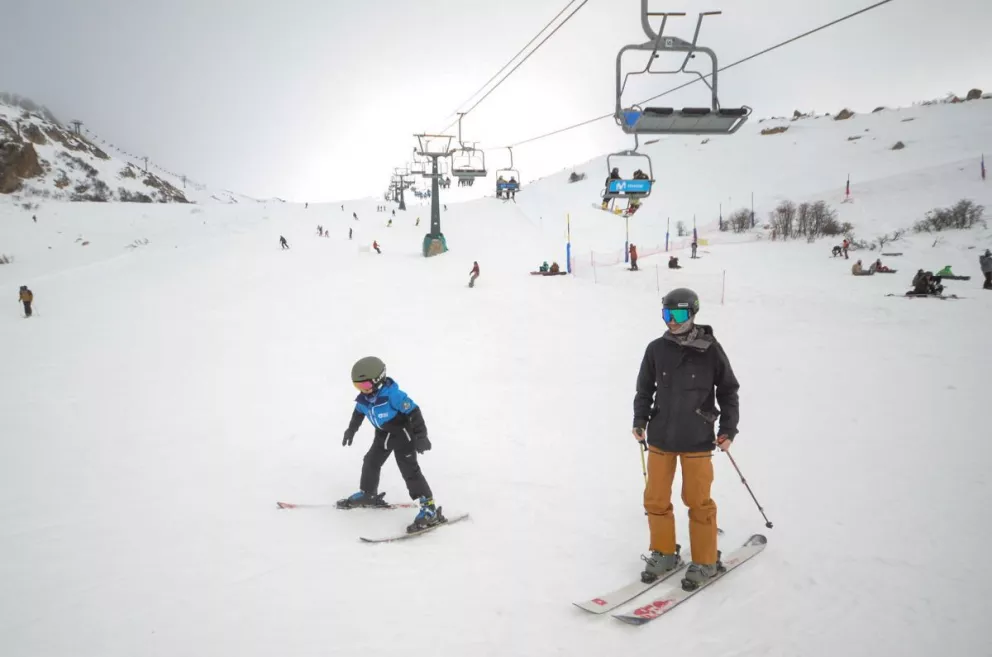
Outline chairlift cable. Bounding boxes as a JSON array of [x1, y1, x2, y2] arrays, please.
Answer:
[[440, 0, 581, 130], [439, 0, 593, 135], [506, 0, 898, 149]]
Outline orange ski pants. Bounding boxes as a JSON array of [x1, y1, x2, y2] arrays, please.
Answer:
[[644, 447, 718, 564]]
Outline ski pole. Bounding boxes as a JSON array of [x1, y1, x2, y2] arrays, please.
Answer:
[[639, 442, 648, 485], [724, 451, 774, 529]]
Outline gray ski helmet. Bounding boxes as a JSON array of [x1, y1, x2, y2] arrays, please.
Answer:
[[662, 287, 700, 317], [351, 356, 386, 386]]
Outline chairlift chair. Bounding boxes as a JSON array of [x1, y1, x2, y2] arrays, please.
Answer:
[[602, 148, 654, 200], [615, 4, 751, 136], [496, 146, 520, 195]]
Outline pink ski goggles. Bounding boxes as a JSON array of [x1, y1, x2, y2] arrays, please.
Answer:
[[353, 380, 376, 393]]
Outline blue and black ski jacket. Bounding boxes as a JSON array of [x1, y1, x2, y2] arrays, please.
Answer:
[[347, 378, 428, 438]]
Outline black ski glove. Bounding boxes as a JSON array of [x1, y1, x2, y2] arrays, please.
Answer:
[[342, 428, 356, 446], [414, 434, 432, 454]]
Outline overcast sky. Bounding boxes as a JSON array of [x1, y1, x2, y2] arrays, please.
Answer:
[[2, 0, 988, 202]]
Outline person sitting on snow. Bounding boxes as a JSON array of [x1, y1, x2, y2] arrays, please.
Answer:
[[852, 260, 869, 275], [668, 256, 682, 270], [873, 259, 892, 273], [549, 262, 561, 274], [910, 270, 942, 296], [935, 265, 955, 277], [539, 261, 549, 273]]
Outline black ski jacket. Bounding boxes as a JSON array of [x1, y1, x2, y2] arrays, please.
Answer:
[[633, 325, 740, 453]]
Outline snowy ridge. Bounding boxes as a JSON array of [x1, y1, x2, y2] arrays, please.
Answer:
[[0, 99, 260, 204]]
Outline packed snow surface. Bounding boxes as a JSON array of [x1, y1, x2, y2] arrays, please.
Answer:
[[1, 100, 991, 656]]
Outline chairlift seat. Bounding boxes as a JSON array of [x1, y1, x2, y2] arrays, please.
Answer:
[[621, 106, 750, 135], [453, 168, 487, 179]]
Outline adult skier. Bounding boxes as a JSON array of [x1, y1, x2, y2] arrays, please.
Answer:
[[18, 285, 33, 317], [979, 249, 992, 289], [468, 261, 480, 288], [337, 357, 444, 532], [632, 288, 740, 589]]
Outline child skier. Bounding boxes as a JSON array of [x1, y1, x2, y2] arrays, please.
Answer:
[[468, 261, 480, 287], [632, 288, 740, 590], [337, 357, 445, 532]]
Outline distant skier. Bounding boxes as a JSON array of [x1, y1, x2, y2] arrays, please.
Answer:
[[305, 202, 309, 209], [349, 227, 353, 240], [338, 356, 445, 533], [415, 217, 420, 227], [632, 288, 740, 589], [629, 244, 639, 271], [392, 209, 396, 217], [831, 245, 843, 257], [842, 239, 850, 260], [372, 240, 381, 254], [279, 236, 289, 250], [468, 261, 480, 288], [18, 285, 33, 318], [387, 219, 393, 228], [691, 241, 698, 259], [32, 214, 37, 223], [980, 249, 992, 289], [353, 212, 359, 221]]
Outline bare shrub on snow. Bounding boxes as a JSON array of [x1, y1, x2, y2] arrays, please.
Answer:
[[913, 200, 985, 233]]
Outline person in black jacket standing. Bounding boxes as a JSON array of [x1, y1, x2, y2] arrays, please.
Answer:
[[632, 288, 740, 589]]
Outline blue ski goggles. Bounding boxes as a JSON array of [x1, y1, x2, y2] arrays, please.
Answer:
[[663, 308, 692, 324]]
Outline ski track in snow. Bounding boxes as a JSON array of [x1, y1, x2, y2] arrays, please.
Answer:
[[0, 100, 991, 656]]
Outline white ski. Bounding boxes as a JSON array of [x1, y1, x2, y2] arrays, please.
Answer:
[[612, 534, 767, 626]]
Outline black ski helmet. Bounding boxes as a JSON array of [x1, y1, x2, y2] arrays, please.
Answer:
[[662, 287, 700, 318], [351, 356, 387, 390]]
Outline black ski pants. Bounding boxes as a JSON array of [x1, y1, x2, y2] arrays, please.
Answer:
[[22, 301, 32, 317], [984, 271, 992, 289], [360, 429, 432, 500]]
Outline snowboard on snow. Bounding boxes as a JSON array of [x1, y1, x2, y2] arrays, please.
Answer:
[[612, 534, 767, 626]]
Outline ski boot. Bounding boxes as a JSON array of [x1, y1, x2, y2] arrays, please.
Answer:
[[640, 544, 682, 583], [336, 491, 390, 510], [681, 551, 725, 591], [406, 496, 446, 533]]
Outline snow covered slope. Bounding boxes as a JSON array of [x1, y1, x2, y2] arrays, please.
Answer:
[[0, 98, 260, 204], [0, 98, 991, 657]]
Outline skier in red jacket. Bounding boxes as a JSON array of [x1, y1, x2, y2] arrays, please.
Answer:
[[468, 261, 480, 288]]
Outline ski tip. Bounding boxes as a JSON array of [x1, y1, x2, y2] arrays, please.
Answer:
[[276, 501, 295, 509], [746, 534, 768, 546], [612, 614, 650, 626]]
